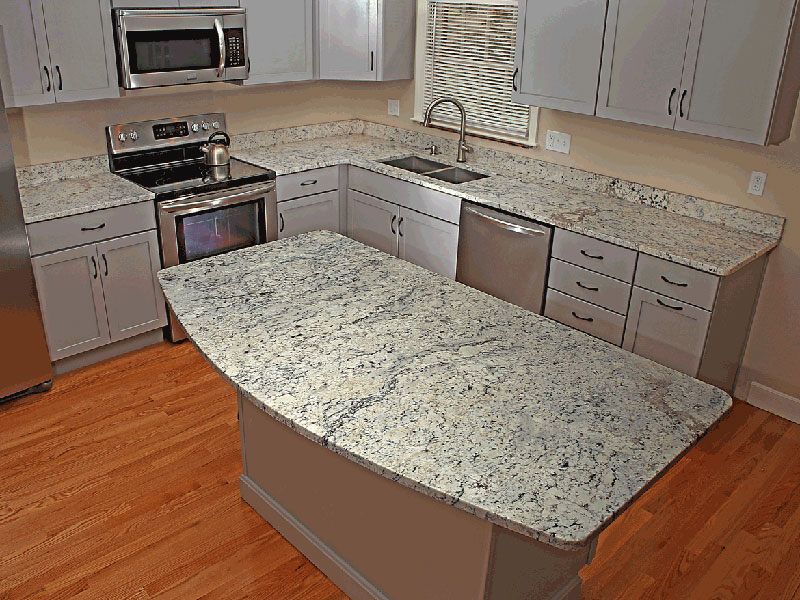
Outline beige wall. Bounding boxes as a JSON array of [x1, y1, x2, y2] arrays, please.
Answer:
[[7, 78, 798, 400]]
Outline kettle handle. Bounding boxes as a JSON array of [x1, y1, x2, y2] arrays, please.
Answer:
[[207, 131, 230, 146]]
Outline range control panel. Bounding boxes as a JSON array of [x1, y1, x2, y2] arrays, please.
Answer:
[[107, 113, 227, 154]]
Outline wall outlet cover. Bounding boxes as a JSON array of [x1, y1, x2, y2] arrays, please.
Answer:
[[545, 130, 571, 154], [748, 171, 767, 196], [388, 99, 400, 117]]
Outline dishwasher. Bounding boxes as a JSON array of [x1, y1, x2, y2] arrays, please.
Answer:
[[456, 203, 553, 314]]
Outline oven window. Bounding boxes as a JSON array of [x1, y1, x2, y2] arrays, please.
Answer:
[[127, 30, 219, 73], [176, 200, 265, 263]]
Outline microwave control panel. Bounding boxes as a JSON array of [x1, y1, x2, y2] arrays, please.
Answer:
[[225, 29, 246, 68]]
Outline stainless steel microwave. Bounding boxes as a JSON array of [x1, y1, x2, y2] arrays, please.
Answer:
[[113, 8, 249, 89]]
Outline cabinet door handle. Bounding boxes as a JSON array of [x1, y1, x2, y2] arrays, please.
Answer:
[[390, 214, 397, 235], [512, 67, 519, 92], [398, 217, 404, 237], [464, 206, 547, 236], [279, 213, 285, 233], [657, 298, 683, 311], [572, 311, 594, 323], [43, 66, 51, 92], [661, 275, 688, 288], [580, 249, 604, 260], [679, 90, 687, 118], [81, 223, 106, 232], [668, 87, 677, 116], [576, 281, 599, 292], [91, 256, 98, 279], [370, 51, 375, 72], [300, 179, 318, 186], [102, 254, 109, 277], [55, 65, 62, 91]]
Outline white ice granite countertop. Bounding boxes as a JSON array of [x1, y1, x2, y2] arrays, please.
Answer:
[[158, 231, 731, 549], [235, 135, 779, 276]]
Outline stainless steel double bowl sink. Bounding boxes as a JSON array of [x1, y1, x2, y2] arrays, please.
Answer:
[[379, 156, 489, 184]]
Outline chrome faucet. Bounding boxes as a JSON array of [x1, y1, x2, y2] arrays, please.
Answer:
[[422, 97, 472, 163]]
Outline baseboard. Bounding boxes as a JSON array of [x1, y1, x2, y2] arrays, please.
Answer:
[[747, 382, 800, 424], [239, 475, 390, 600], [53, 329, 164, 375]]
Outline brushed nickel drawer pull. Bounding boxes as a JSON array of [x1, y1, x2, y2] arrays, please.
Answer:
[[572, 311, 594, 323], [81, 223, 106, 231], [580, 249, 604, 260], [300, 179, 318, 186], [576, 281, 599, 292], [661, 275, 688, 287], [657, 298, 683, 311]]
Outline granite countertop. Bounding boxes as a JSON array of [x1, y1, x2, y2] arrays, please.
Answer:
[[235, 135, 780, 276], [158, 231, 731, 550], [19, 171, 154, 224]]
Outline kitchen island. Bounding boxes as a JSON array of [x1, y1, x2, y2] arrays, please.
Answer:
[[158, 231, 731, 600]]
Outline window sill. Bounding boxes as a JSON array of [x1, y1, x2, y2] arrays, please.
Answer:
[[410, 118, 538, 149]]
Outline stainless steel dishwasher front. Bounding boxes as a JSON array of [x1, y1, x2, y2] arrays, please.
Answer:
[[455, 203, 553, 314]]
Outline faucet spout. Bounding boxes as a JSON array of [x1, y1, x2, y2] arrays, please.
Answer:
[[422, 97, 471, 163]]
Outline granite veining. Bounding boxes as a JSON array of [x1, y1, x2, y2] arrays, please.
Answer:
[[158, 231, 732, 549]]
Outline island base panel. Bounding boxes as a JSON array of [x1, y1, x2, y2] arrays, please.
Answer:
[[238, 393, 596, 600]]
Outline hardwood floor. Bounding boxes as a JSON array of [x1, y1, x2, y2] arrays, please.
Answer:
[[1, 342, 798, 600]]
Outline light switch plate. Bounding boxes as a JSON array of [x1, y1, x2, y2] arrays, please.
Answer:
[[748, 171, 767, 196], [545, 130, 571, 154], [388, 99, 400, 117]]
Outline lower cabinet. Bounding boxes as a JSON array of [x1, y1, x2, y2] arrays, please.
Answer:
[[622, 287, 711, 377], [32, 230, 167, 361], [346, 189, 459, 279], [278, 190, 341, 239]]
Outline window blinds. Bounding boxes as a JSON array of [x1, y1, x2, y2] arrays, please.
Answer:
[[423, 0, 530, 140]]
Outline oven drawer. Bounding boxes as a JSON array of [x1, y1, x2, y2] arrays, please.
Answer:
[[27, 201, 157, 257], [277, 167, 339, 202], [545, 289, 626, 346]]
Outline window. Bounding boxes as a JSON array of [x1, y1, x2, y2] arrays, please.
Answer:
[[414, 0, 538, 145]]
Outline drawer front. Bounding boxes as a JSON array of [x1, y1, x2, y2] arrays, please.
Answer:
[[634, 254, 719, 310], [548, 258, 632, 315], [27, 201, 157, 257], [544, 289, 626, 346], [552, 229, 637, 282], [277, 167, 339, 201], [348, 167, 461, 225]]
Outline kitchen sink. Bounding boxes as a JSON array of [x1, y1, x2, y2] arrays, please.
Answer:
[[380, 155, 449, 174], [424, 167, 489, 184]]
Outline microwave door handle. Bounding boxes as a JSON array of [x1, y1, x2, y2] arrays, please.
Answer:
[[215, 18, 225, 78]]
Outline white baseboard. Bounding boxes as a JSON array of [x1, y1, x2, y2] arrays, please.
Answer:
[[747, 382, 800, 424]]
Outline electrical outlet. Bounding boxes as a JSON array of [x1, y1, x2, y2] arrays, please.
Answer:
[[388, 99, 400, 117], [545, 130, 571, 154], [748, 171, 767, 196]]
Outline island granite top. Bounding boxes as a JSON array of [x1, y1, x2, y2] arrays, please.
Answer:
[[158, 231, 731, 550]]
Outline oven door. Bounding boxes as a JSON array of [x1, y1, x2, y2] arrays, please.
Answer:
[[115, 9, 248, 89]]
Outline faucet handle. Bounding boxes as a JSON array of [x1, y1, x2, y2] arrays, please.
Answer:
[[461, 142, 473, 154], [425, 144, 440, 156]]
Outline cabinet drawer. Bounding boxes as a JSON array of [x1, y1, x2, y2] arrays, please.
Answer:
[[277, 167, 339, 201], [548, 259, 632, 315], [552, 229, 637, 282], [544, 289, 626, 346], [634, 254, 719, 310], [348, 167, 461, 225], [27, 201, 157, 257]]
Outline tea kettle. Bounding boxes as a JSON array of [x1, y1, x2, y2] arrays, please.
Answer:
[[201, 131, 231, 167]]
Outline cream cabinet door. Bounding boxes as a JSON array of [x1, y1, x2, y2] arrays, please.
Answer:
[[397, 207, 459, 280], [346, 190, 398, 256], [0, 0, 54, 107], [32, 244, 111, 361], [96, 231, 167, 344], [623, 287, 712, 377], [278, 191, 341, 240], [512, 0, 606, 115], [675, 0, 797, 144], [596, 0, 694, 128], [318, 0, 377, 81]]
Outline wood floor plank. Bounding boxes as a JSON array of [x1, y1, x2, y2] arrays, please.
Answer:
[[2, 342, 799, 599]]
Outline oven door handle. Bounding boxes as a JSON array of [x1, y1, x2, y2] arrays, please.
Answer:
[[215, 18, 225, 78], [159, 186, 273, 215]]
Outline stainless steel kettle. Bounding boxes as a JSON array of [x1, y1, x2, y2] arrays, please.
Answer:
[[201, 131, 231, 167]]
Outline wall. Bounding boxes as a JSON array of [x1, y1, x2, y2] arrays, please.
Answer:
[[7, 77, 798, 401]]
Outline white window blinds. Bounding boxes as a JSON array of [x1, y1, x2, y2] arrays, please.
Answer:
[[421, 0, 531, 141]]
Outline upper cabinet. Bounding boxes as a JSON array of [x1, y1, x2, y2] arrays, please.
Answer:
[[512, 0, 606, 115], [0, 0, 119, 107], [318, 0, 415, 81], [515, 0, 800, 145], [240, 0, 314, 85]]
